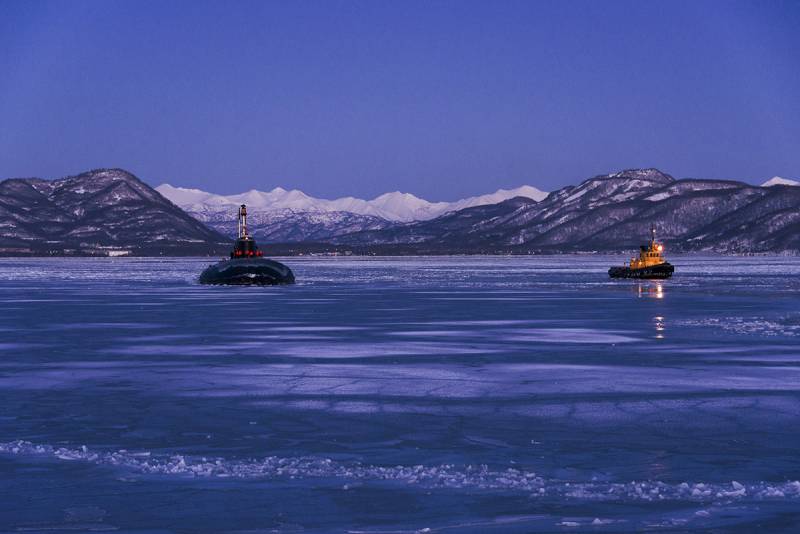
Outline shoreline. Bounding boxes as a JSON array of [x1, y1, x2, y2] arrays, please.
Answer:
[[0, 251, 796, 259]]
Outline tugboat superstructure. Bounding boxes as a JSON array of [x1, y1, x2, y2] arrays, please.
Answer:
[[199, 204, 295, 285], [608, 226, 674, 279]]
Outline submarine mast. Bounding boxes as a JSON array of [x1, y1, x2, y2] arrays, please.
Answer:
[[230, 204, 262, 258], [238, 204, 248, 238]]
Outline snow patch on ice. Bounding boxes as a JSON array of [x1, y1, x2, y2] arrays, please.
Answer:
[[2, 440, 800, 504], [676, 316, 800, 337]]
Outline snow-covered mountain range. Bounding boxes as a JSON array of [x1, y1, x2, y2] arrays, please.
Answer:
[[2, 168, 798, 255], [334, 168, 800, 254], [156, 183, 548, 241], [762, 176, 799, 187], [157, 184, 548, 222]]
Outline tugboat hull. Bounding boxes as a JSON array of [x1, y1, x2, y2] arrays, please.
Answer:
[[608, 262, 674, 279], [199, 258, 295, 285]]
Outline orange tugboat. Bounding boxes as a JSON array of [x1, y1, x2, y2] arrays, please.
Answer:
[[608, 226, 674, 279]]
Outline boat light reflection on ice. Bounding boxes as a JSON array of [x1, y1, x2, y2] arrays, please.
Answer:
[[637, 282, 664, 299], [654, 315, 666, 339]]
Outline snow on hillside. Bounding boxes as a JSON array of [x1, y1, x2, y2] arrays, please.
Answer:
[[156, 184, 548, 222], [762, 176, 799, 187], [448, 185, 548, 211]]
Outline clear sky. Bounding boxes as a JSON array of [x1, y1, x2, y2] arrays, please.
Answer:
[[1, 0, 798, 199]]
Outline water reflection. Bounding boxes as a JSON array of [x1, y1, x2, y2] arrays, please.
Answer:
[[653, 315, 666, 339], [637, 282, 664, 299], [634, 283, 667, 338]]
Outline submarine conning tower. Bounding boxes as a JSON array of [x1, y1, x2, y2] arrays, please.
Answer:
[[231, 204, 263, 258]]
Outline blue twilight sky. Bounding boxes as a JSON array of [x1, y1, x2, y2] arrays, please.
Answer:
[[1, 0, 798, 200]]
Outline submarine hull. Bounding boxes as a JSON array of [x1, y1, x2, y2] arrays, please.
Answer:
[[199, 258, 295, 285], [608, 262, 674, 279]]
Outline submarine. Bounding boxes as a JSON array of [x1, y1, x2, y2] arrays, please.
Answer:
[[608, 226, 674, 279], [199, 204, 295, 285]]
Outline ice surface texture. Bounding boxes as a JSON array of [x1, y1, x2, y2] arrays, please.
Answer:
[[0, 255, 799, 532], [3, 439, 799, 503]]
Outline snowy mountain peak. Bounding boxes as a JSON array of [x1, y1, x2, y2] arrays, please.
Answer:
[[451, 185, 548, 211], [156, 183, 215, 205], [156, 183, 548, 223], [606, 168, 674, 184], [374, 191, 423, 202], [0, 169, 226, 254], [762, 176, 799, 187]]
